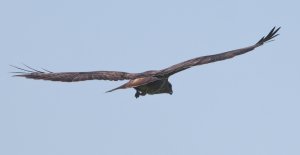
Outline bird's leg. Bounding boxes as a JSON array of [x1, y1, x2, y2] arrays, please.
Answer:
[[134, 90, 146, 98], [134, 87, 146, 98], [135, 90, 140, 98]]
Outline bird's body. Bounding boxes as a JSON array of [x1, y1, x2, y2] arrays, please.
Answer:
[[129, 78, 172, 98], [12, 27, 280, 98]]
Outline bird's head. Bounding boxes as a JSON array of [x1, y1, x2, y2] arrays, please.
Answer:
[[168, 83, 173, 95], [159, 81, 173, 95]]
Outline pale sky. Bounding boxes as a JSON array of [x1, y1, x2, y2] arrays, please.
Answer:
[[1, 0, 300, 155]]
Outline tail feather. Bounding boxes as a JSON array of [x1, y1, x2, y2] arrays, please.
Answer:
[[105, 85, 126, 93]]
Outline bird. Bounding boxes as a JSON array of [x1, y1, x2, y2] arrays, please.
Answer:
[[12, 27, 280, 98]]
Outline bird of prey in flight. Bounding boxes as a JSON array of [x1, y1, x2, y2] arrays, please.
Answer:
[[12, 27, 280, 98]]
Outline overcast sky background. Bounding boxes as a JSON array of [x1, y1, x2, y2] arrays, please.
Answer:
[[1, 0, 299, 155]]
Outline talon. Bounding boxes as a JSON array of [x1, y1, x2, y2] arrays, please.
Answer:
[[135, 91, 140, 98]]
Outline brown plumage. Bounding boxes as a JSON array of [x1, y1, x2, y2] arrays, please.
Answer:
[[12, 27, 280, 98]]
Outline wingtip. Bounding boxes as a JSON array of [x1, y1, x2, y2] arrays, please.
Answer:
[[11, 73, 27, 78], [256, 26, 281, 45]]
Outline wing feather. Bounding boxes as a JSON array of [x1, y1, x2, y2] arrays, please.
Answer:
[[12, 65, 142, 82], [11, 27, 280, 82], [155, 27, 281, 77]]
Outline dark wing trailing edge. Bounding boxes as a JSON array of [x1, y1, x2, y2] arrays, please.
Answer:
[[155, 27, 281, 77], [11, 64, 142, 82]]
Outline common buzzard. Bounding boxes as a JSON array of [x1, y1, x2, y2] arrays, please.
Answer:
[[12, 27, 280, 98]]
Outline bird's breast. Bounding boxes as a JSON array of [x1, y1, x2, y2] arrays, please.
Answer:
[[125, 77, 159, 88]]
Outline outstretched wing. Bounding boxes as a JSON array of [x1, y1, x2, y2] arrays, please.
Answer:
[[12, 27, 280, 82], [154, 27, 280, 77], [11, 65, 142, 82]]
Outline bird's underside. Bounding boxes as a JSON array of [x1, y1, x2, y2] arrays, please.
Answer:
[[11, 27, 280, 98]]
